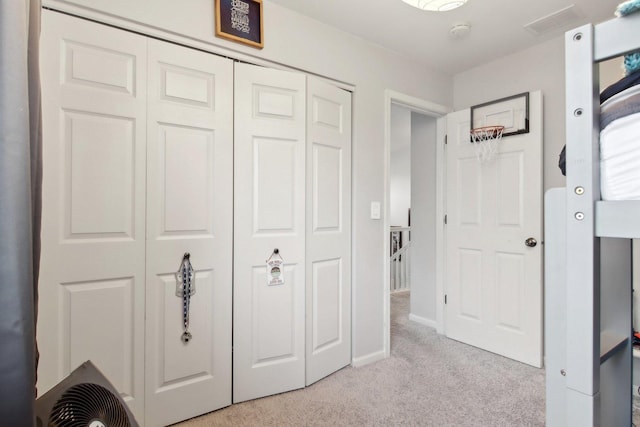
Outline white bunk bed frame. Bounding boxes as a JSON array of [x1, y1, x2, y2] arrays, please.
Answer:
[[546, 12, 640, 426]]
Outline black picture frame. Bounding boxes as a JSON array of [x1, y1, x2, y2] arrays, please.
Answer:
[[470, 92, 529, 137], [215, 0, 264, 49]]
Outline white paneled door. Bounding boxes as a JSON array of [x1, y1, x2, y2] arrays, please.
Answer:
[[144, 40, 233, 426], [39, 11, 147, 421], [305, 78, 352, 386], [445, 92, 543, 367], [233, 63, 307, 403]]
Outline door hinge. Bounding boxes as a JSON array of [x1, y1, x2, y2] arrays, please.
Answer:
[[444, 135, 448, 145], [444, 214, 448, 225], [444, 294, 447, 304]]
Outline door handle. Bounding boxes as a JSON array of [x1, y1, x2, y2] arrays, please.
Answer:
[[525, 237, 537, 248]]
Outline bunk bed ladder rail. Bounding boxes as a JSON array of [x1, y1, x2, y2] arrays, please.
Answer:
[[564, 22, 603, 425], [548, 13, 640, 426]]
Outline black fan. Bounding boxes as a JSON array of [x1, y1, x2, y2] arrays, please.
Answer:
[[35, 361, 139, 427]]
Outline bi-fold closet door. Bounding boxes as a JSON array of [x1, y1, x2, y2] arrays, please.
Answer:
[[144, 39, 233, 426], [38, 10, 351, 427], [39, 11, 233, 426], [233, 63, 352, 402]]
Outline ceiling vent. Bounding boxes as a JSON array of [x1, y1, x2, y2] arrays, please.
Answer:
[[524, 4, 583, 36]]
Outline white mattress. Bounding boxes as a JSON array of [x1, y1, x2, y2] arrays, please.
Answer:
[[600, 110, 640, 200]]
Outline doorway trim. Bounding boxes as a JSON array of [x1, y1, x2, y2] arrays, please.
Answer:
[[383, 90, 450, 357]]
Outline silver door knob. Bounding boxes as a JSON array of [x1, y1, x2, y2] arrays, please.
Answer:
[[525, 237, 537, 247]]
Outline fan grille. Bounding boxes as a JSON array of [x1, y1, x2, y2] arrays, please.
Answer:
[[49, 383, 132, 427]]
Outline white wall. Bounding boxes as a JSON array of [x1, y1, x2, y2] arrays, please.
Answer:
[[42, 0, 453, 363], [390, 106, 411, 227], [409, 113, 437, 324], [601, 57, 626, 88]]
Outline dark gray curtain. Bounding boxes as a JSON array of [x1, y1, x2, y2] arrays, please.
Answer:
[[0, 0, 42, 424]]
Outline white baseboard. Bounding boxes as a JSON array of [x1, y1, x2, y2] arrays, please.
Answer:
[[351, 349, 386, 368], [409, 313, 437, 329]]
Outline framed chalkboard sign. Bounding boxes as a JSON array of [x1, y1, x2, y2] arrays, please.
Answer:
[[215, 0, 264, 49]]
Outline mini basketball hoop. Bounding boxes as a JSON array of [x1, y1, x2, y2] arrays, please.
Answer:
[[470, 125, 504, 162]]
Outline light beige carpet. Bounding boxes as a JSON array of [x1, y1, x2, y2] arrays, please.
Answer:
[[174, 292, 546, 426]]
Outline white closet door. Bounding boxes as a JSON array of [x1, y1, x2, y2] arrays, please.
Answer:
[[233, 63, 306, 403], [38, 10, 147, 421], [144, 40, 233, 426], [305, 78, 352, 385]]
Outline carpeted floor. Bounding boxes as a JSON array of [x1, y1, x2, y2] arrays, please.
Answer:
[[174, 292, 546, 426]]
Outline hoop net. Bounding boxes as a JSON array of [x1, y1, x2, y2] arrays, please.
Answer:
[[470, 125, 504, 162]]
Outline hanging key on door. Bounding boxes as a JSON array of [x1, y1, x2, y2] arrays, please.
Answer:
[[176, 252, 196, 343]]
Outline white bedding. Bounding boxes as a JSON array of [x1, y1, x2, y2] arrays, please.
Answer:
[[600, 110, 640, 200], [601, 83, 640, 130]]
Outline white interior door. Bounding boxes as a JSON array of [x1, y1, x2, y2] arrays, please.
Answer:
[[233, 63, 307, 402], [445, 91, 543, 367], [144, 40, 233, 426], [38, 10, 147, 421], [305, 78, 352, 385]]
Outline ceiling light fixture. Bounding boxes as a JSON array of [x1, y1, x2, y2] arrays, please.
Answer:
[[401, 0, 468, 12]]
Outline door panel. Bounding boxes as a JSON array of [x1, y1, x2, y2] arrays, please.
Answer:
[[63, 278, 136, 398], [496, 153, 524, 225], [458, 249, 482, 320], [252, 265, 299, 362], [254, 137, 298, 231], [66, 112, 135, 236], [445, 92, 543, 367], [496, 252, 525, 330], [306, 78, 352, 385], [38, 10, 147, 421], [458, 157, 481, 225], [145, 39, 233, 426], [234, 63, 306, 403]]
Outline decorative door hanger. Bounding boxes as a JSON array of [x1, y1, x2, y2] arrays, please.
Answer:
[[266, 248, 284, 286]]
